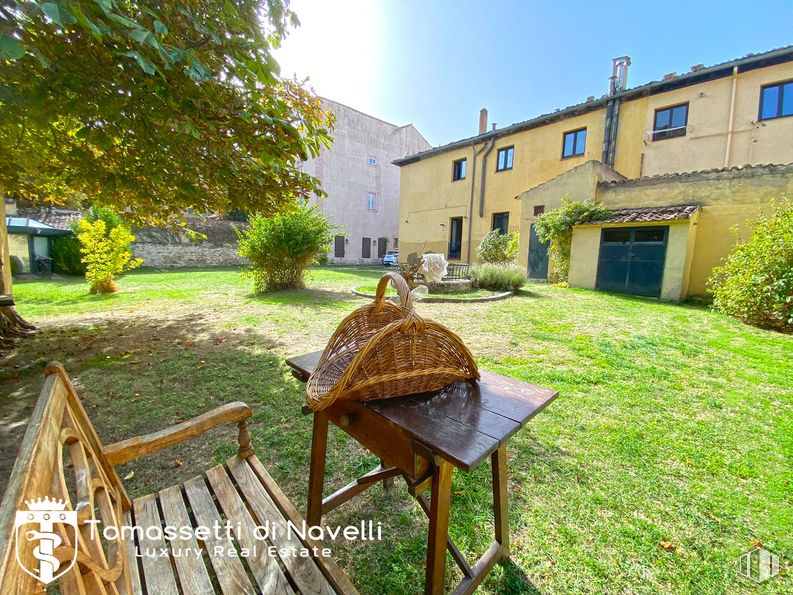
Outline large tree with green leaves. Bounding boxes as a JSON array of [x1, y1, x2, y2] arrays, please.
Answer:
[[0, 0, 332, 340]]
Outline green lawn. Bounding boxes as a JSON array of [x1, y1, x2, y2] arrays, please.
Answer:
[[2, 266, 791, 594]]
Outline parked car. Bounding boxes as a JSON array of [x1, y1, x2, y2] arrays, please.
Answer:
[[382, 250, 398, 266]]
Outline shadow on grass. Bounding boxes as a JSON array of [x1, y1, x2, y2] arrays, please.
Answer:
[[247, 286, 361, 307]]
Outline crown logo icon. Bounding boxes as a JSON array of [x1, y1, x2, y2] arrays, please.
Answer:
[[24, 497, 67, 512]]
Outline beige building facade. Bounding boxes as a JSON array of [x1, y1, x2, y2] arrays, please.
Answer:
[[302, 99, 430, 264], [395, 46, 793, 297]]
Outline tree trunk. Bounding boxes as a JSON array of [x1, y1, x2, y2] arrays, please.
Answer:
[[1, 190, 35, 347]]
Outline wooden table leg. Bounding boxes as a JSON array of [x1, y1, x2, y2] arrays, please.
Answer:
[[425, 458, 453, 595], [380, 458, 395, 489], [492, 444, 509, 559], [307, 410, 329, 527]]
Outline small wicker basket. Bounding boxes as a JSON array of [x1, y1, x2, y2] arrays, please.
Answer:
[[306, 273, 479, 411]]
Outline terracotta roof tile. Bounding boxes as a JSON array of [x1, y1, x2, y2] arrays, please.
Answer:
[[583, 205, 700, 225]]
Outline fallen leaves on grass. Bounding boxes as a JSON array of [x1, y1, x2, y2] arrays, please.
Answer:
[[659, 541, 677, 552]]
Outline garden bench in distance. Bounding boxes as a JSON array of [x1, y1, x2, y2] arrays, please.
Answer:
[[0, 363, 357, 594]]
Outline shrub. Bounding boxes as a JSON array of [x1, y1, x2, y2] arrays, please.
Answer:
[[470, 264, 526, 292], [534, 198, 612, 282], [476, 230, 519, 264], [51, 235, 86, 275], [708, 199, 793, 331], [77, 218, 142, 293], [237, 203, 336, 292]]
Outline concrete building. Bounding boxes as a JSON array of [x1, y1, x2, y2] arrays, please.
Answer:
[[395, 46, 793, 298], [302, 98, 430, 264]]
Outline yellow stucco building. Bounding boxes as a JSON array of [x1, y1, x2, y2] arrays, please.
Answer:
[[395, 46, 793, 299]]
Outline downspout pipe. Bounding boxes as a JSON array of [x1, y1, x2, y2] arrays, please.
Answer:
[[478, 135, 497, 218], [724, 66, 739, 167], [466, 140, 487, 263]]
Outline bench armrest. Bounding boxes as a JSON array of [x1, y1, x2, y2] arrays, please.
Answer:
[[103, 402, 253, 466]]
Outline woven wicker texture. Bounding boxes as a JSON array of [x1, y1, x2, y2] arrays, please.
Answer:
[[307, 273, 479, 411]]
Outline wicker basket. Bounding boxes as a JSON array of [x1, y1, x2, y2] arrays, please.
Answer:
[[306, 273, 479, 411]]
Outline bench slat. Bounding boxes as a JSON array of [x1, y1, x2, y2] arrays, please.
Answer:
[[132, 494, 178, 595], [226, 456, 335, 595], [205, 465, 291, 594], [158, 485, 214, 595], [122, 511, 142, 595], [183, 475, 257, 595], [246, 456, 359, 595]]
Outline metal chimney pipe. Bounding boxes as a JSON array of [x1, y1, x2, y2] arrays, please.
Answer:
[[478, 108, 488, 135]]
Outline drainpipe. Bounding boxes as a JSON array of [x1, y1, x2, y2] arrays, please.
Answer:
[[478, 131, 497, 217], [466, 140, 487, 263], [724, 66, 739, 167]]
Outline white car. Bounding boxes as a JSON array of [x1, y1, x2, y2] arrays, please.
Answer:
[[382, 250, 398, 266]]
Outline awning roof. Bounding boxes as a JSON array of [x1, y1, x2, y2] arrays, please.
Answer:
[[5, 216, 73, 236]]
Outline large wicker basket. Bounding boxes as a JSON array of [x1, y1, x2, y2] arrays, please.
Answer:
[[306, 273, 479, 411]]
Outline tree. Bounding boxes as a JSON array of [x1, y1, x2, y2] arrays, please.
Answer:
[[534, 198, 611, 282], [237, 203, 335, 292], [708, 199, 793, 331], [0, 0, 332, 338], [77, 208, 142, 293]]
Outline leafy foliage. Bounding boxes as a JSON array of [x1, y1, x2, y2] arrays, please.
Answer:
[[51, 235, 85, 275], [236, 203, 335, 292], [470, 264, 526, 291], [0, 0, 333, 225], [708, 199, 793, 332], [77, 217, 142, 293], [475, 230, 519, 264], [534, 199, 612, 282]]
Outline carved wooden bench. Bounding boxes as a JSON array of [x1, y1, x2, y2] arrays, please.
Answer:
[[0, 363, 358, 594]]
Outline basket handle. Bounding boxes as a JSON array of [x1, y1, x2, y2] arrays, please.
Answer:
[[373, 272, 413, 311]]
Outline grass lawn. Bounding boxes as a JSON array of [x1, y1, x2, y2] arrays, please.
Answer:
[[2, 266, 791, 594], [354, 283, 501, 299]]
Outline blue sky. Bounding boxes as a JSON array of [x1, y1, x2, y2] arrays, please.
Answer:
[[275, 0, 793, 147]]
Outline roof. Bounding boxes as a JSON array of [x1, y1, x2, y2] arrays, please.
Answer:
[[598, 162, 793, 188], [579, 205, 700, 225], [16, 207, 81, 231], [5, 216, 73, 236], [394, 45, 793, 166]]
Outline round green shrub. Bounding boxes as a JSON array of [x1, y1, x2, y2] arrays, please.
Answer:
[[476, 230, 519, 264], [708, 199, 793, 331], [237, 203, 336, 293], [51, 235, 86, 275], [470, 264, 526, 292]]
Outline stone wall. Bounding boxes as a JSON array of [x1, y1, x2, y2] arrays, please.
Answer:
[[132, 218, 247, 268]]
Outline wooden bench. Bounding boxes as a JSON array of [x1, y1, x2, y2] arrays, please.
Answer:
[[0, 363, 357, 594]]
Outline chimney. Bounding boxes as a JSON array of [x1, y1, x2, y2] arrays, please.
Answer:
[[478, 108, 488, 135], [608, 56, 631, 95]]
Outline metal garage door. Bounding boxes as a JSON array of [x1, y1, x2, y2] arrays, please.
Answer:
[[596, 226, 668, 297]]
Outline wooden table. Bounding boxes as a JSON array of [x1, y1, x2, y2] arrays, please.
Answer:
[[286, 351, 558, 595]]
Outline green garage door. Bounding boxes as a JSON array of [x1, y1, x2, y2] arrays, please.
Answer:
[[596, 227, 668, 297]]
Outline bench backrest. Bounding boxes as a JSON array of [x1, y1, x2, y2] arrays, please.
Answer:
[[0, 363, 134, 594]]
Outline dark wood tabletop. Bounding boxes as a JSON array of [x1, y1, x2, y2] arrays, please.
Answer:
[[286, 351, 558, 472]]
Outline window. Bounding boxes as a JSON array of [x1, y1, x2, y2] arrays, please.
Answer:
[[334, 235, 345, 258], [393, 238, 398, 249], [367, 156, 378, 166], [533, 205, 545, 216], [452, 158, 467, 181], [759, 80, 793, 120], [496, 146, 514, 171], [448, 217, 463, 259], [562, 128, 587, 158], [361, 237, 371, 259], [377, 237, 387, 258], [492, 212, 509, 234], [367, 192, 376, 210], [653, 103, 688, 140]]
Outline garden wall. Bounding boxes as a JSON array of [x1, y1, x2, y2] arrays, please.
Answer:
[[132, 218, 247, 268]]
